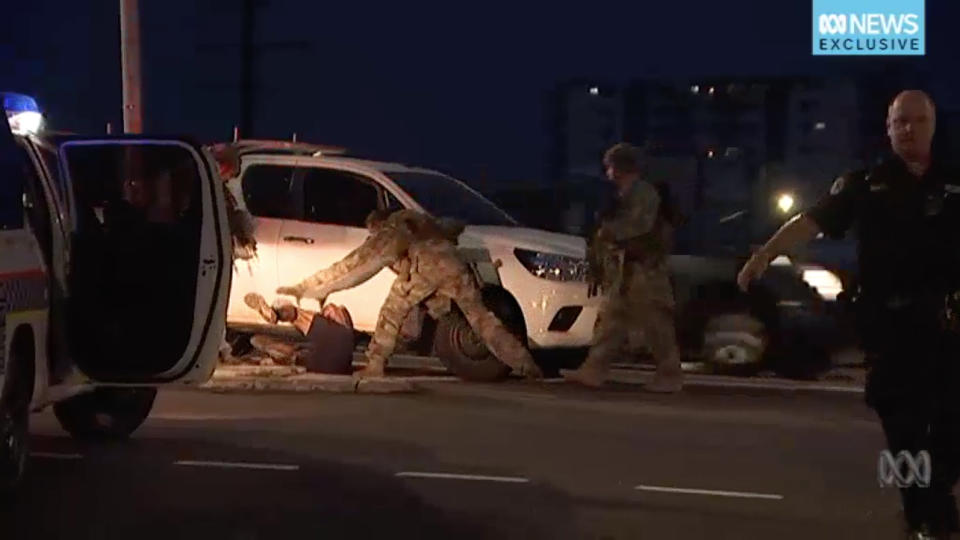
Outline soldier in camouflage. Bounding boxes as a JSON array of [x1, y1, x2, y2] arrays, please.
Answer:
[[562, 143, 683, 392], [276, 209, 544, 380]]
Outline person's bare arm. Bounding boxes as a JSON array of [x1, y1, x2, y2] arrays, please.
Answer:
[[737, 214, 822, 291], [758, 214, 821, 261]]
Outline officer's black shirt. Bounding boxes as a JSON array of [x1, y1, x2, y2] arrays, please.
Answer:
[[806, 156, 960, 300]]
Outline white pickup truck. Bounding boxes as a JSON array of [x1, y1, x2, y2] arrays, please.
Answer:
[[222, 140, 603, 380]]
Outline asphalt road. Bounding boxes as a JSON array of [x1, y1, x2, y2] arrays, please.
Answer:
[[3, 379, 913, 540]]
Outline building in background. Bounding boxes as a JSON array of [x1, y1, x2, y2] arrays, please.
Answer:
[[541, 76, 876, 254], [631, 78, 774, 254], [544, 80, 623, 181]]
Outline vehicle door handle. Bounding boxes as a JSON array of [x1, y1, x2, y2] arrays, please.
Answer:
[[283, 236, 315, 244]]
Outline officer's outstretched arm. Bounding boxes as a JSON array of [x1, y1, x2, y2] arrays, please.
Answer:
[[737, 214, 821, 292], [278, 232, 406, 301], [758, 214, 821, 260]]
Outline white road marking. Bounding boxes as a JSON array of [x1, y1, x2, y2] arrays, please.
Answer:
[[396, 471, 530, 484], [30, 452, 83, 460], [635, 484, 783, 500], [174, 460, 300, 471], [152, 413, 291, 421]]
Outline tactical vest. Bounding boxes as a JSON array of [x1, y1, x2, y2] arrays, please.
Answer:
[[622, 213, 672, 266], [381, 210, 459, 277]]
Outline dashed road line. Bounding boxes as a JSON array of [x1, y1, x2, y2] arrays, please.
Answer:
[[635, 484, 784, 500], [396, 471, 531, 484], [30, 452, 83, 460], [174, 460, 300, 471]]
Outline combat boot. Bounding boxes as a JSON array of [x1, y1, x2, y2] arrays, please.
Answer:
[[353, 360, 386, 379], [518, 360, 544, 380], [560, 366, 606, 388], [644, 373, 683, 393]]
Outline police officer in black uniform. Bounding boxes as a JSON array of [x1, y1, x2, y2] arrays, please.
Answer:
[[738, 90, 960, 539]]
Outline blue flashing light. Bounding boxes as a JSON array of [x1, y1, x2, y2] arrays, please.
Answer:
[[0, 92, 41, 115]]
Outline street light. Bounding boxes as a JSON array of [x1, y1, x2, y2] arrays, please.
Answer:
[[777, 193, 795, 214]]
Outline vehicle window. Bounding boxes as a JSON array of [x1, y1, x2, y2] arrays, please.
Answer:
[[385, 191, 405, 212], [388, 172, 518, 226], [301, 168, 381, 227], [241, 164, 298, 219], [63, 144, 202, 231]]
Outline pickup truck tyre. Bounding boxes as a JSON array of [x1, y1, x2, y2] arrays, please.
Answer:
[[53, 387, 157, 441], [680, 293, 770, 376], [0, 340, 33, 498], [700, 312, 768, 376], [433, 290, 526, 382]]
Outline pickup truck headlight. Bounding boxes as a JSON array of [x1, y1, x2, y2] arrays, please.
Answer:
[[514, 248, 588, 282]]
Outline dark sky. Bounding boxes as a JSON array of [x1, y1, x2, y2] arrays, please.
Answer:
[[2, 1, 958, 185]]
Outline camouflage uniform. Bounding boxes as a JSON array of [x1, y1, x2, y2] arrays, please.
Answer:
[[566, 179, 682, 390], [277, 210, 542, 379]]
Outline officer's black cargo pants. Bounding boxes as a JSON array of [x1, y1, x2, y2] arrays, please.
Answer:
[[864, 306, 960, 534]]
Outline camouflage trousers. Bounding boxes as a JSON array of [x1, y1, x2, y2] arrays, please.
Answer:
[[365, 271, 535, 372], [583, 262, 681, 374]]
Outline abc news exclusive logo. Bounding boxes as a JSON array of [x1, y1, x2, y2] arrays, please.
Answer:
[[812, 0, 925, 56], [878, 450, 931, 489]]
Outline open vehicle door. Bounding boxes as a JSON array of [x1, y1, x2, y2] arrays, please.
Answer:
[[57, 137, 231, 384]]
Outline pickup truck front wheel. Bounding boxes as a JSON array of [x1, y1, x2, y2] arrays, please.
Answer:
[[53, 387, 157, 441], [701, 312, 768, 376], [681, 295, 769, 377], [433, 290, 527, 382]]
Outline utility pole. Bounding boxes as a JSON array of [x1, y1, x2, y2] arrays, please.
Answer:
[[240, 0, 256, 138], [120, 0, 143, 133]]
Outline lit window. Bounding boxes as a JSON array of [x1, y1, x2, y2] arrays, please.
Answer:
[[814, 122, 827, 130]]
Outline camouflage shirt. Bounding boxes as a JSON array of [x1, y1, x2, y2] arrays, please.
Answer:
[[596, 179, 669, 267], [281, 210, 466, 302]]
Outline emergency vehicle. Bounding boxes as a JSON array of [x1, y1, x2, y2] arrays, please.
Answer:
[[0, 93, 232, 494]]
